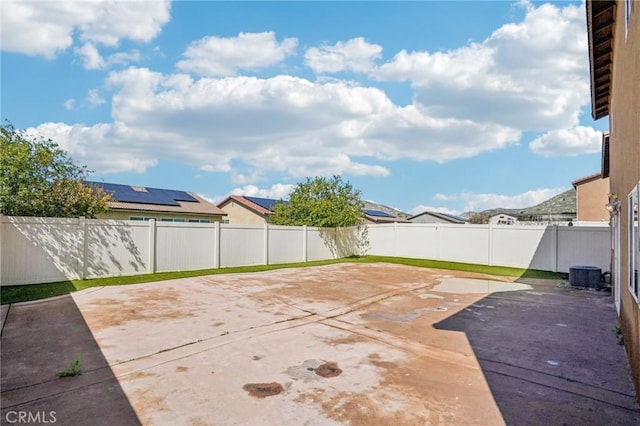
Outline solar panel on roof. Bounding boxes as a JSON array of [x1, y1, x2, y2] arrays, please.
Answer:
[[88, 182, 197, 206], [442, 213, 468, 222], [245, 196, 287, 211], [363, 209, 395, 218]]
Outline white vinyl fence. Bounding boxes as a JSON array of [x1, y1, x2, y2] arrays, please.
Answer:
[[0, 216, 342, 286], [0, 217, 611, 286], [367, 223, 610, 274]]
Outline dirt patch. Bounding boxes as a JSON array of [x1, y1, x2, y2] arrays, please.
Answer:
[[175, 366, 189, 373], [243, 382, 284, 398], [314, 362, 342, 378]]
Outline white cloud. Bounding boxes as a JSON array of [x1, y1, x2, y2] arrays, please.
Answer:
[[529, 126, 602, 157], [107, 50, 142, 67], [1, 0, 170, 58], [459, 187, 567, 212], [75, 42, 105, 70], [87, 89, 105, 107], [305, 37, 383, 74], [27, 68, 524, 177], [230, 184, 294, 200], [176, 32, 298, 76], [373, 2, 588, 132], [63, 98, 75, 110], [433, 193, 458, 202]]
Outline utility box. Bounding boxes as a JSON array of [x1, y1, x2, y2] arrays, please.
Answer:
[[569, 266, 602, 289]]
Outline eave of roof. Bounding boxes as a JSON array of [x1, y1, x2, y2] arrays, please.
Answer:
[[571, 171, 604, 188], [586, 0, 616, 120], [218, 195, 273, 216]]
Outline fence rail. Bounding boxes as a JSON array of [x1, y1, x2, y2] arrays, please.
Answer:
[[0, 216, 611, 286]]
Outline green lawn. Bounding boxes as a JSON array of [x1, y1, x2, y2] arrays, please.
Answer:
[[0, 256, 560, 305]]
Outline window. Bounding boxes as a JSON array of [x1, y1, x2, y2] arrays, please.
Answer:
[[188, 219, 211, 223], [130, 216, 154, 221], [629, 184, 639, 301], [160, 218, 186, 222], [222, 219, 230, 224]]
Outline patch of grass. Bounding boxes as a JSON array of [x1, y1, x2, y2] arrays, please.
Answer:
[[1, 255, 558, 305], [58, 354, 82, 378]]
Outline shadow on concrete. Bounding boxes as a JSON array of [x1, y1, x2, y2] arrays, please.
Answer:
[[0, 295, 140, 426], [434, 279, 640, 424]]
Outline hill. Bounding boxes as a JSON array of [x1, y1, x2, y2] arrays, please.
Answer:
[[363, 200, 410, 218], [464, 189, 576, 221]]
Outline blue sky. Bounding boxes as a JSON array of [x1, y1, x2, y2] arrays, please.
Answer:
[[2, 0, 607, 214]]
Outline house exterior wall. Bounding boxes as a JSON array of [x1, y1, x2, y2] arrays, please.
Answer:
[[575, 177, 610, 221], [608, 0, 640, 398], [218, 200, 268, 224], [489, 214, 517, 225], [97, 210, 224, 222]]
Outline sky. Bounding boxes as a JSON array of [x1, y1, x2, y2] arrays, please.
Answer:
[[1, 0, 608, 215]]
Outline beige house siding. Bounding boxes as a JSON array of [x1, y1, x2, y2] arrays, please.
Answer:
[[218, 200, 269, 224], [97, 210, 224, 222], [605, 0, 640, 399], [575, 176, 610, 222]]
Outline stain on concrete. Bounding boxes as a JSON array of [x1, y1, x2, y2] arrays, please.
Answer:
[[433, 278, 532, 294], [315, 362, 342, 378], [175, 366, 188, 372], [243, 382, 284, 398]]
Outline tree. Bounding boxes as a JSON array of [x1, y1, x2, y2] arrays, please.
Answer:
[[0, 122, 110, 218], [467, 212, 490, 224], [271, 175, 368, 257], [271, 175, 364, 227]]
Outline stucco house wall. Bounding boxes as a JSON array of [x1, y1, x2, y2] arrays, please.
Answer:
[[574, 175, 610, 222]]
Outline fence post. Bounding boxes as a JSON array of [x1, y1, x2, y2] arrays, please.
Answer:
[[302, 225, 308, 262], [394, 222, 399, 257], [79, 216, 89, 279], [148, 219, 156, 274], [487, 223, 493, 266], [213, 221, 220, 268], [264, 223, 269, 265], [553, 224, 559, 272], [435, 223, 440, 260]]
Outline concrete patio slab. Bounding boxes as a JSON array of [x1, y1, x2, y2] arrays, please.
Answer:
[[1, 263, 638, 425]]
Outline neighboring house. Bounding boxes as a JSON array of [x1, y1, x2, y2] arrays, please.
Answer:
[[408, 211, 467, 224], [489, 214, 518, 225], [587, 0, 639, 399], [216, 195, 286, 224], [572, 171, 610, 222], [89, 182, 226, 222], [362, 209, 410, 224]]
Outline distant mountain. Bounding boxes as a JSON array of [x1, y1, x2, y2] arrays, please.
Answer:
[[363, 201, 410, 218], [463, 189, 576, 220]]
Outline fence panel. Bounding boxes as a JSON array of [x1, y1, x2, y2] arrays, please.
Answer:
[[394, 224, 438, 259], [491, 225, 556, 270], [437, 225, 489, 265], [306, 228, 336, 261], [268, 226, 305, 264], [557, 226, 610, 273], [85, 219, 150, 278], [1, 217, 81, 285], [367, 224, 398, 257], [219, 225, 265, 267], [155, 222, 217, 273]]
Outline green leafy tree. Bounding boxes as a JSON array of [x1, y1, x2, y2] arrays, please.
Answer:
[[0, 122, 110, 218], [271, 175, 364, 227], [271, 175, 368, 257]]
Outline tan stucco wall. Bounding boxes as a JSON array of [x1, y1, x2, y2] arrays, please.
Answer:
[[575, 177, 610, 221], [97, 210, 224, 222], [218, 200, 268, 224], [609, 0, 640, 398]]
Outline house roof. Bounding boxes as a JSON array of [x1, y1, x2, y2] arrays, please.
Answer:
[[363, 209, 410, 223], [572, 172, 604, 188], [88, 181, 226, 216], [408, 211, 467, 224], [217, 195, 285, 216], [586, 0, 616, 120]]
